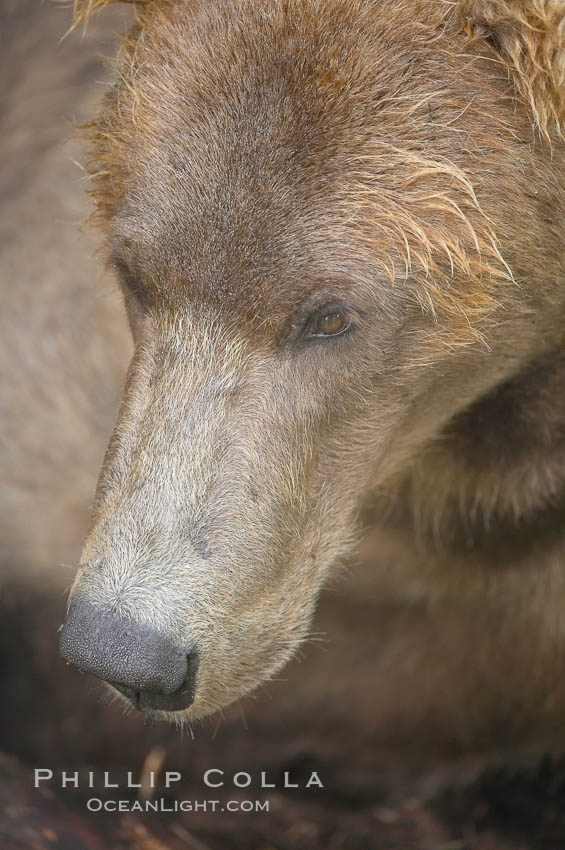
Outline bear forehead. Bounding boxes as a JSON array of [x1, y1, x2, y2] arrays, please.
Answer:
[[94, 0, 504, 319]]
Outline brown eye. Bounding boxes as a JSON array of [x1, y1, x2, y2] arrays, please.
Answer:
[[307, 307, 352, 338], [111, 257, 147, 307]]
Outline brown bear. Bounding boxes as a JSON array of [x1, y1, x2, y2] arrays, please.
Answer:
[[51, 0, 565, 754]]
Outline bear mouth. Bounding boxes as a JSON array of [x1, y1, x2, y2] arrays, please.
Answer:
[[110, 680, 195, 713]]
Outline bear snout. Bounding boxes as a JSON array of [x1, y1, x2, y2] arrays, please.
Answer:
[[59, 601, 198, 712]]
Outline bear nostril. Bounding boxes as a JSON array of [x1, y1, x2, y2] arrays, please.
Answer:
[[59, 601, 198, 711]]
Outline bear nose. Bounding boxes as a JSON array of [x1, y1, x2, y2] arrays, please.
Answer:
[[59, 601, 197, 712]]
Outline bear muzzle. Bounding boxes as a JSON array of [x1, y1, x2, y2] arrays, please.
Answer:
[[59, 601, 198, 712]]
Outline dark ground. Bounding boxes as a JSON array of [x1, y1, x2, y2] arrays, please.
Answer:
[[1, 585, 565, 850]]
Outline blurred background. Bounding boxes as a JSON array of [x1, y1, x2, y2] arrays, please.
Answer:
[[1, 2, 564, 848]]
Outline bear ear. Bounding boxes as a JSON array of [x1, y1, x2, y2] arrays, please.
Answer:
[[459, 0, 565, 141]]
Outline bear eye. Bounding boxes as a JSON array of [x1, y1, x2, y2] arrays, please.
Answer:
[[111, 258, 147, 309], [305, 306, 352, 339]]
